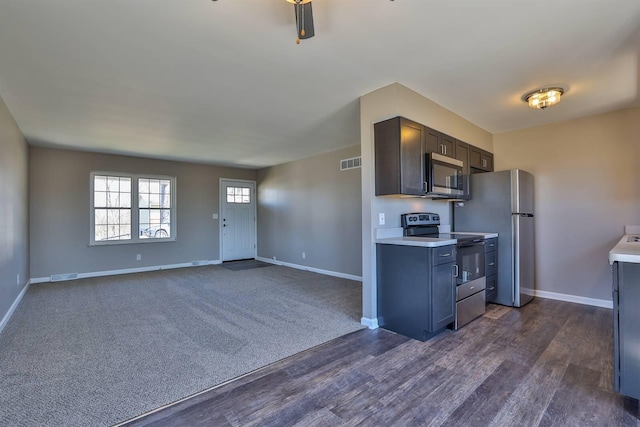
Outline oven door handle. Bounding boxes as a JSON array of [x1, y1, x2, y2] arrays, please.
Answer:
[[458, 240, 486, 248]]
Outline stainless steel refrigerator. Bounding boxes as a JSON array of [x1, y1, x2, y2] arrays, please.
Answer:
[[454, 169, 535, 307]]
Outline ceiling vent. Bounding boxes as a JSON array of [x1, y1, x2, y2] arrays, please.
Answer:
[[340, 156, 362, 171]]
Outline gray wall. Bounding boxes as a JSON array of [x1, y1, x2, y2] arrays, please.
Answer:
[[0, 95, 29, 323], [257, 145, 362, 277], [494, 107, 640, 302], [30, 147, 256, 278]]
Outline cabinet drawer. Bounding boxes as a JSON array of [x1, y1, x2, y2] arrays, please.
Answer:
[[432, 245, 456, 265], [485, 238, 497, 252], [486, 274, 497, 303], [486, 251, 497, 276]]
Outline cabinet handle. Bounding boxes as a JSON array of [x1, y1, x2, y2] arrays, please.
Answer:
[[489, 243, 495, 247], [453, 265, 459, 277], [440, 253, 451, 257], [488, 287, 495, 291], [469, 286, 475, 290], [488, 262, 495, 266], [444, 145, 447, 156]]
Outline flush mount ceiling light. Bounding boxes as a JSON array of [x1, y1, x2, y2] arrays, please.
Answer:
[[522, 87, 565, 110]]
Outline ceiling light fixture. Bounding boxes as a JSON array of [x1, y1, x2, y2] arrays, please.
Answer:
[[522, 87, 565, 110]]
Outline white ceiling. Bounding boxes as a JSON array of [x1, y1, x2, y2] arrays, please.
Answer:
[[0, 1, 639, 168]]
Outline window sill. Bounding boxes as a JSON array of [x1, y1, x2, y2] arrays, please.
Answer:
[[89, 238, 177, 247]]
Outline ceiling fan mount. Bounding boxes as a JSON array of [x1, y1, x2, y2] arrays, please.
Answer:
[[286, 0, 315, 44]]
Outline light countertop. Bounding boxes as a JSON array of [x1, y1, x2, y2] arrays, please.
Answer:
[[449, 232, 499, 239], [375, 230, 498, 248], [376, 236, 457, 248], [609, 234, 640, 265]]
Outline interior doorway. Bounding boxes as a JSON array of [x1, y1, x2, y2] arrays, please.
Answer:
[[220, 179, 256, 261]]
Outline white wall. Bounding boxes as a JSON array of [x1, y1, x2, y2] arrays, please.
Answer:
[[494, 107, 640, 303], [360, 83, 493, 323]]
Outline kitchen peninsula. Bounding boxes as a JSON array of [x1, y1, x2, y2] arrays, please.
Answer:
[[609, 226, 640, 400]]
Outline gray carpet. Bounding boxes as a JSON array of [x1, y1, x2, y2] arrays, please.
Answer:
[[0, 265, 363, 426]]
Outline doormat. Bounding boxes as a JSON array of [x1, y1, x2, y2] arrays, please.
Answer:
[[221, 259, 274, 271]]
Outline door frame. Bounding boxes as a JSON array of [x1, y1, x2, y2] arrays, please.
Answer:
[[219, 178, 257, 262]]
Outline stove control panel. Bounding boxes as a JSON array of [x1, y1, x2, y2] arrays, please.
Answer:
[[401, 212, 440, 228]]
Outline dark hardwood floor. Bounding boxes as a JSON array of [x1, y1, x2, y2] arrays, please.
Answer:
[[122, 299, 639, 426]]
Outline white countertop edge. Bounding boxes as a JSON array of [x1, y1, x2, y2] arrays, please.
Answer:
[[449, 232, 499, 239], [376, 237, 457, 248], [609, 235, 640, 265]]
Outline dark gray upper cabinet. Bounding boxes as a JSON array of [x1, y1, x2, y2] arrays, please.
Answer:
[[425, 127, 456, 159], [440, 134, 456, 158], [469, 146, 494, 172], [377, 243, 456, 341], [454, 139, 470, 200], [424, 126, 441, 154], [375, 117, 425, 196], [374, 116, 494, 196]]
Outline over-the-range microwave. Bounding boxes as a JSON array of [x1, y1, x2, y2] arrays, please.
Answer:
[[425, 152, 464, 198]]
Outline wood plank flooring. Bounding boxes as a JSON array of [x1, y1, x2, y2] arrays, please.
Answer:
[[122, 299, 639, 426]]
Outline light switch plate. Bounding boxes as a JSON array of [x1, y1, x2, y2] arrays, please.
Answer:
[[379, 213, 385, 225]]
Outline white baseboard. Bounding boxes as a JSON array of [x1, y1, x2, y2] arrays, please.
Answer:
[[534, 289, 613, 309], [255, 257, 362, 282], [30, 260, 223, 284], [360, 317, 379, 330], [0, 280, 31, 335]]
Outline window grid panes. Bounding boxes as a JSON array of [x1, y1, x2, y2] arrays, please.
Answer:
[[139, 178, 172, 239], [93, 175, 132, 241], [226, 186, 251, 204], [91, 173, 175, 244]]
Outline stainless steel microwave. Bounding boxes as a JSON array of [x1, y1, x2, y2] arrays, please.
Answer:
[[425, 152, 464, 198]]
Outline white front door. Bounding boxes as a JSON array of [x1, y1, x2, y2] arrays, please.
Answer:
[[220, 179, 256, 261]]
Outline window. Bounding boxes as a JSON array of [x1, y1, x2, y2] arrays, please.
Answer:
[[91, 172, 176, 245], [226, 186, 251, 204]]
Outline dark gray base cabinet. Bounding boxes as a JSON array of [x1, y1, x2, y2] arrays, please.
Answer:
[[485, 238, 498, 303], [376, 244, 456, 341], [613, 261, 640, 400]]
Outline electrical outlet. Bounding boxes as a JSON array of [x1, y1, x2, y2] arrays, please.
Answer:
[[212, 213, 219, 220], [302, 252, 306, 259], [379, 213, 385, 225], [136, 254, 142, 261]]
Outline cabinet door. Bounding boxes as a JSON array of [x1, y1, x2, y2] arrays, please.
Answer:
[[441, 134, 456, 158], [374, 117, 425, 196], [455, 140, 470, 199], [481, 152, 494, 171], [432, 262, 456, 331], [399, 119, 425, 195], [469, 147, 494, 172], [469, 146, 483, 169], [425, 126, 440, 154]]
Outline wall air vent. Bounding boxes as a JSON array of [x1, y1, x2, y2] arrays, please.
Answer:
[[340, 156, 362, 171], [51, 273, 79, 282]]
